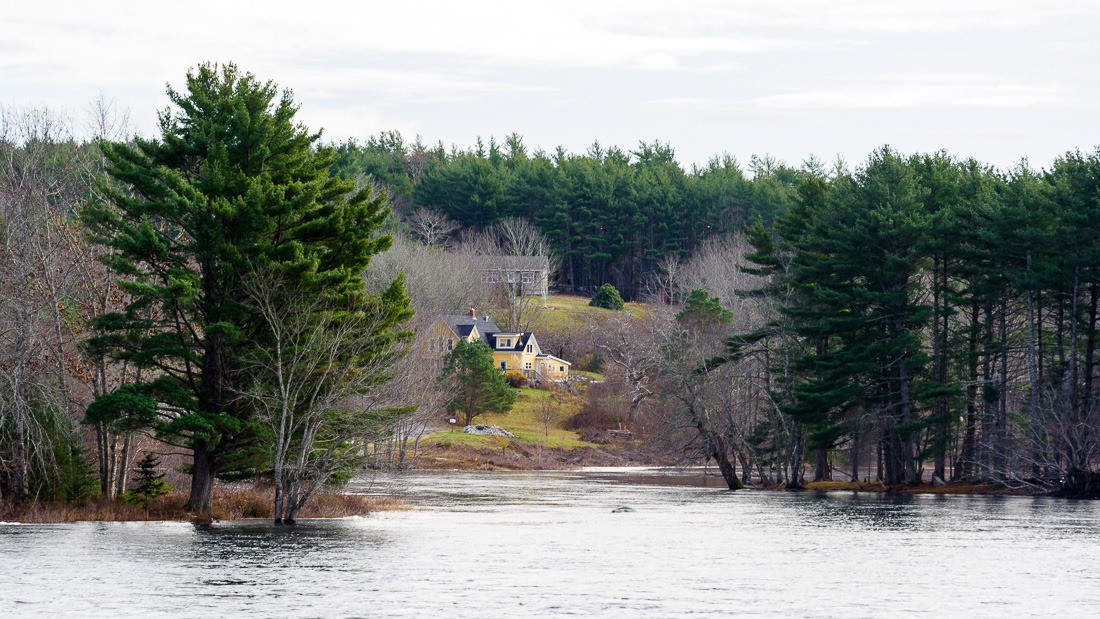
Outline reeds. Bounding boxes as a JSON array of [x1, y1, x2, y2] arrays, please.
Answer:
[[0, 486, 405, 524]]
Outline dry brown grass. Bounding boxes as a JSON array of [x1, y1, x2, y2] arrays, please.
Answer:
[[0, 486, 407, 524]]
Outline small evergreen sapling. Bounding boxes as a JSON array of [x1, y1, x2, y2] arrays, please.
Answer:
[[130, 453, 172, 510]]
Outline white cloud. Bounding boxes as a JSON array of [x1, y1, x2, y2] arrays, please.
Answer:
[[753, 74, 1066, 109]]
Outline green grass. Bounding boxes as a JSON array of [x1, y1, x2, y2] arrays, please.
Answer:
[[530, 294, 646, 333], [423, 387, 592, 449]]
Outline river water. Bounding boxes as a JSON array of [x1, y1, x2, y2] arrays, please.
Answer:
[[2, 468, 1099, 617]]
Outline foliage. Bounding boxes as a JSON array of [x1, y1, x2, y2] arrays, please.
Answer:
[[676, 289, 733, 325], [81, 63, 395, 514], [441, 340, 516, 425], [127, 453, 172, 509], [589, 284, 625, 310], [504, 370, 528, 388]]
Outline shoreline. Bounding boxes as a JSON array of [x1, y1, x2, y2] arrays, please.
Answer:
[[0, 487, 408, 525], [0, 461, 1064, 524]]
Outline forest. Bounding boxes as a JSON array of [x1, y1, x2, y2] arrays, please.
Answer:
[[334, 130, 1100, 496], [2, 63, 1100, 521]]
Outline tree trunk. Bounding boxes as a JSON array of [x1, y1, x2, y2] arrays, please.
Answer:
[[116, 434, 133, 497], [955, 303, 980, 479], [896, 318, 918, 486], [813, 447, 831, 481], [932, 253, 949, 482], [186, 441, 217, 515], [708, 433, 743, 491], [1025, 253, 1043, 478]]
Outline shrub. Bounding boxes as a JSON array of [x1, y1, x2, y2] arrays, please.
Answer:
[[504, 370, 528, 388], [564, 380, 622, 431], [573, 353, 604, 374], [589, 283, 625, 310]]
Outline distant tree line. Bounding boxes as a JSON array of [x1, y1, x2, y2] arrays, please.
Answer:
[[331, 133, 815, 298]]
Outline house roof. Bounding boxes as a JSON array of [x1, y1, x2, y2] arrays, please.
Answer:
[[442, 314, 501, 347], [482, 255, 550, 272], [489, 332, 534, 352]]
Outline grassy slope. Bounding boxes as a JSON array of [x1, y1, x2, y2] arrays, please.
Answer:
[[422, 386, 589, 449], [530, 293, 646, 333], [422, 294, 633, 452]]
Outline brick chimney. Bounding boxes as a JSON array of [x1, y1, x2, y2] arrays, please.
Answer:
[[468, 308, 476, 319]]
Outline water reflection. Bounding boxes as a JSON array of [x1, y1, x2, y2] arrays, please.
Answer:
[[3, 469, 1099, 617]]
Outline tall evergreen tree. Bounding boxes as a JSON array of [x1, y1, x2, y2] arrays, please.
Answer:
[[784, 147, 933, 485], [82, 63, 397, 515]]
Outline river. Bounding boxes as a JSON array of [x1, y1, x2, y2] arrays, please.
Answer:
[[2, 468, 1098, 617]]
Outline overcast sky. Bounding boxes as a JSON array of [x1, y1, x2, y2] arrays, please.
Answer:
[[3, 1, 1098, 172]]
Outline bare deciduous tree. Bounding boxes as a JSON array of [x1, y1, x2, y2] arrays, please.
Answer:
[[0, 104, 97, 501], [238, 270, 412, 524], [461, 218, 557, 332], [406, 207, 460, 248]]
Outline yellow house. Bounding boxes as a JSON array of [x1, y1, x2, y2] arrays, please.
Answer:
[[425, 310, 571, 383]]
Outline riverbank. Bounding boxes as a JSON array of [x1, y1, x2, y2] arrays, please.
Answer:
[[0, 486, 407, 524], [801, 480, 1032, 496], [411, 439, 1045, 498], [414, 436, 667, 471]]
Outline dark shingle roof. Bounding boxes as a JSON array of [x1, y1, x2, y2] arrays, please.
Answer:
[[488, 332, 532, 352], [442, 314, 501, 347]]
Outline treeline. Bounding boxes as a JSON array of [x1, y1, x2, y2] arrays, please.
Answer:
[[331, 133, 814, 298], [709, 146, 1100, 494], [0, 68, 424, 520], [3, 65, 1099, 509]]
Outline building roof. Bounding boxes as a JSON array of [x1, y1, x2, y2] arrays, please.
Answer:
[[482, 255, 550, 272], [489, 332, 534, 352], [442, 313, 501, 347]]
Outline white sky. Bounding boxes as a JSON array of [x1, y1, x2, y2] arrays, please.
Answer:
[[3, 1, 1098, 171]]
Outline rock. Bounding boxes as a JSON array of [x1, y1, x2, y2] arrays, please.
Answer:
[[933, 475, 946, 487], [611, 506, 634, 513], [462, 424, 518, 438]]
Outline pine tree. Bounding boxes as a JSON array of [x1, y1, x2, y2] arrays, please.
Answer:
[[590, 283, 625, 310], [131, 452, 171, 510], [783, 147, 933, 485], [82, 63, 397, 515], [442, 340, 516, 426]]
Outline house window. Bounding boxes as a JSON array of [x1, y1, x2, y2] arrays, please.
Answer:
[[559, 366, 564, 372], [447, 338, 454, 351], [506, 273, 516, 284], [500, 338, 511, 348], [526, 344, 532, 353], [522, 271, 534, 284], [500, 361, 507, 370], [525, 362, 532, 370]]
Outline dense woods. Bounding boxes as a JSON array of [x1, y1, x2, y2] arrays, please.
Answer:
[[335, 135, 1100, 496], [2, 64, 1100, 518]]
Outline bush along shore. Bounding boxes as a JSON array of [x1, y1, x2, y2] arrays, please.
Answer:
[[0, 487, 406, 524]]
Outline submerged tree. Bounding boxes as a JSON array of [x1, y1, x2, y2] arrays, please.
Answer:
[[82, 63, 396, 515]]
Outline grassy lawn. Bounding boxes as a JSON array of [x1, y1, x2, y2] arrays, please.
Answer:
[[531, 294, 646, 333], [422, 386, 592, 450]]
